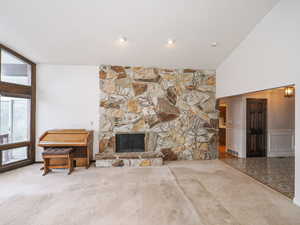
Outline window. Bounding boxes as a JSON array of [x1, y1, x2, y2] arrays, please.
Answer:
[[0, 96, 30, 144], [2, 147, 28, 165], [1, 50, 31, 86], [0, 44, 35, 171]]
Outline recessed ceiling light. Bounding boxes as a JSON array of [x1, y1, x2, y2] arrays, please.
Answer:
[[119, 36, 127, 43], [167, 39, 175, 45], [211, 42, 218, 47]]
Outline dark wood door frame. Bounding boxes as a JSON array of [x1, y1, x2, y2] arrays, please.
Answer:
[[246, 98, 267, 157], [0, 43, 36, 172], [219, 105, 227, 146]]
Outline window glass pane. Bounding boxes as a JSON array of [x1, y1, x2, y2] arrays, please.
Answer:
[[0, 96, 30, 144], [1, 50, 31, 86], [2, 147, 28, 165]]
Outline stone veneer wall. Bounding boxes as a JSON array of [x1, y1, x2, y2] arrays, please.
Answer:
[[99, 65, 218, 160]]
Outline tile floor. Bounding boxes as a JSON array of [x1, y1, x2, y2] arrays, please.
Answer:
[[221, 156, 295, 199]]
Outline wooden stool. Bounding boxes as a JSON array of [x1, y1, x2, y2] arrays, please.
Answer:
[[42, 148, 74, 176]]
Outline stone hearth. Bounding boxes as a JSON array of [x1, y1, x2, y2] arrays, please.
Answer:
[[96, 65, 218, 166], [95, 152, 163, 167]]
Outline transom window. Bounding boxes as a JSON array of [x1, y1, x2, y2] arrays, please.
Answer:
[[1, 50, 31, 86]]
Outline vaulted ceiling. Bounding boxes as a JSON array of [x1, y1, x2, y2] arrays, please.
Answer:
[[0, 0, 279, 69]]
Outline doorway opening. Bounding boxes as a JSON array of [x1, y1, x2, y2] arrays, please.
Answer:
[[218, 85, 295, 199]]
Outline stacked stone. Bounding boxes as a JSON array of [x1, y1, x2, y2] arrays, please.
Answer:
[[98, 65, 218, 160]]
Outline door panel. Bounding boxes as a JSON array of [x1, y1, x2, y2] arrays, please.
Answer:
[[247, 99, 267, 157]]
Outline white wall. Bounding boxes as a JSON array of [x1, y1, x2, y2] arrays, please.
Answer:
[[221, 96, 245, 157], [216, 0, 300, 206], [36, 65, 99, 161], [263, 90, 295, 157], [216, 0, 300, 98]]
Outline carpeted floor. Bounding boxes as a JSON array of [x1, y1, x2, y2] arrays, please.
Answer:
[[0, 160, 300, 225]]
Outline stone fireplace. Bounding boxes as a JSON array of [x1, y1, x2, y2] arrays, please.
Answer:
[[96, 65, 218, 166]]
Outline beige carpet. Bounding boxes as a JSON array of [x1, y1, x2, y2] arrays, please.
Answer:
[[0, 160, 300, 225]]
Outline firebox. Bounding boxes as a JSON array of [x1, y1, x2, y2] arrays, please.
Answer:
[[116, 133, 145, 153]]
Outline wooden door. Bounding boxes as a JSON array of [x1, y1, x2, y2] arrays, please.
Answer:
[[246, 99, 267, 157]]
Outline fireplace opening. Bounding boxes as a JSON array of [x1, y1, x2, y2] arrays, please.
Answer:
[[116, 133, 145, 153]]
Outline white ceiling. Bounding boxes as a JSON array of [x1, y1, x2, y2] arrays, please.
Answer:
[[0, 0, 279, 69]]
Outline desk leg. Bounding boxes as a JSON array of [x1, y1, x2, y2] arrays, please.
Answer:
[[42, 158, 50, 176], [68, 157, 73, 175]]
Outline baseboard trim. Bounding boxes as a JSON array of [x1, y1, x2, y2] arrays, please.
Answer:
[[227, 149, 239, 157]]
